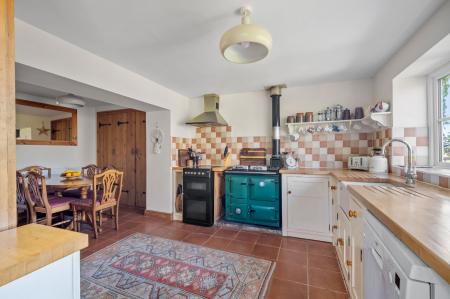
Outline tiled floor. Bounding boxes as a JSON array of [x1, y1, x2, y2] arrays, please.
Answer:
[[80, 206, 349, 299]]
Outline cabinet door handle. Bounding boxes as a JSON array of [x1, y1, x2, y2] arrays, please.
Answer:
[[287, 190, 292, 194], [349, 210, 357, 218]]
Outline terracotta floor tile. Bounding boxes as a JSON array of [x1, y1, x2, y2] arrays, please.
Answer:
[[251, 244, 279, 260], [308, 241, 336, 257], [190, 225, 219, 235], [213, 228, 239, 239], [281, 237, 309, 253], [309, 253, 340, 272], [309, 286, 349, 299], [183, 233, 210, 245], [267, 278, 307, 299], [257, 233, 282, 247], [273, 261, 307, 284], [203, 237, 231, 250], [225, 240, 255, 255], [309, 268, 347, 292], [278, 248, 307, 265], [234, 231, 260, 243]]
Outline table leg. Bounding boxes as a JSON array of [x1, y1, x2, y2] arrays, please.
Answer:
[[80, 187, 88, 199]]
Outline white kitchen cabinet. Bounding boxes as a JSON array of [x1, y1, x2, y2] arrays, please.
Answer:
[[282, 175, 331, 242], [349, 195, 365, 299], [330, 176, 339, 244]]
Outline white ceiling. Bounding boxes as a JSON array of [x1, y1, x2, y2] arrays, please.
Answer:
[[16, 81, 115, 107], [15, 0, 445, 97]]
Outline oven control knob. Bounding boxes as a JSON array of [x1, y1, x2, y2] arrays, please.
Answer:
[[235, 208, 242, 215]]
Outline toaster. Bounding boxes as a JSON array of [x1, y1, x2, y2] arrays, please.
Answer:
[[348, 156, 370, 171]]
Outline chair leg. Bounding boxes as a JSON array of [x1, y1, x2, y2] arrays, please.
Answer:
[[72, 207, 78, 232], [115, 205, 119, 231], [98, 210, 103, 227], [46, 212, 52, 226], [92, 210, 98, 239]]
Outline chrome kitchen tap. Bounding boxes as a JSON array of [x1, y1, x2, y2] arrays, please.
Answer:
[[382, 138, 416, 186]]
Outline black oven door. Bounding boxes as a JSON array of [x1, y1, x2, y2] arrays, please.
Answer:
[[183, 176, 213, 226]]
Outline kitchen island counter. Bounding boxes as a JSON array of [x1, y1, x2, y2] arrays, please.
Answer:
[[0, 223, 88, 294]]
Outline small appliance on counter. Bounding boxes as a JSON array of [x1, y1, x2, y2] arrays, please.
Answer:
[[369, 154, 388, 173], [348, 156, 370, 171], [282, 152, 298, 169]]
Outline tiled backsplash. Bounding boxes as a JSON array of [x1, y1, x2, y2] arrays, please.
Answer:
[[391, 127, 429, 166], [172, 126, 391, 168]]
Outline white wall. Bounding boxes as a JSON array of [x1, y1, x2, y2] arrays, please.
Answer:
[[392, 76, 428, 128], [147, 110, 172, 213], [374, 1, 450, 102], [188, 79, 373, 137]]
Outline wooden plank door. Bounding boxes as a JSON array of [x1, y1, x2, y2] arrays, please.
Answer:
[[111, 110, 136, 207], [135, 111, 146, 208], [97, 113, 114, 169], [97, 109, 147, 208]]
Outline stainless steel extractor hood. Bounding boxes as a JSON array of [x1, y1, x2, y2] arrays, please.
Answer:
[[186, 94, 228, 127]]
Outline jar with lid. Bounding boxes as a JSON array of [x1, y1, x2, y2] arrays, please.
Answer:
[[325, 107, 333, 121], [334, 104, 343, 120], [317, 111, 324, 122]]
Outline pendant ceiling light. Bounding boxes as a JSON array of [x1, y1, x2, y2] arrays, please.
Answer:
[[220, 7, 272, 64]]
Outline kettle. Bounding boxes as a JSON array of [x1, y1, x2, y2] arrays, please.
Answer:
[[369, 154, 388, 173]]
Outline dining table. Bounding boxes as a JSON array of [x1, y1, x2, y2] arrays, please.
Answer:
[[45, 175, 93, 199]]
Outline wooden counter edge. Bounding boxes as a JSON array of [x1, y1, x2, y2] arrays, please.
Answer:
[[0, 224, 89, 287], [348, 187, 450, 284]]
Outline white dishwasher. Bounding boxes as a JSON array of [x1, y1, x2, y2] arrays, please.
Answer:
[[364, 212, 450, 299]]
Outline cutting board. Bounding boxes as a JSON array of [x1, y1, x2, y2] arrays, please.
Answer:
[[239, 148, 267, 166], [178, 149, 190, 167]]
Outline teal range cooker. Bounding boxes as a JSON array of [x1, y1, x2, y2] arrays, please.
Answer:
[[224, 165, 281, 228]]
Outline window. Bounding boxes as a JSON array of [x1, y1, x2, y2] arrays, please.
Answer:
[[429, 63, 450, 167], [438, 75, 450, 163]]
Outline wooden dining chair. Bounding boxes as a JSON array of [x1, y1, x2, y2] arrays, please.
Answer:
[[16, 171, 31, 225], [23, 171, 77, 227], [82, 164, 102, 177], [71, 169, 123, 238], [19, 165, 51, 177]]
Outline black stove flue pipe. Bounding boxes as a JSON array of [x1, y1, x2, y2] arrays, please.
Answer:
[[267, 84, 286, 169]]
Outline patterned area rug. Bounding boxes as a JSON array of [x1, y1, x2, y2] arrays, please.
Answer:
[[81, 233, 275, 299]]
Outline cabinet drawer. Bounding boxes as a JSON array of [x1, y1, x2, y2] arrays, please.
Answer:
[[287, 176, 328, 198], [249, 176, 279, 202]]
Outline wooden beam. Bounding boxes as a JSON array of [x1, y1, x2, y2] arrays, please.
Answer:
[[0, 0, 17, 230]]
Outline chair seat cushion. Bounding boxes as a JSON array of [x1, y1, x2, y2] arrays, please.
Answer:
[[48, 196, 77, 208], [71, 197, 116, 208]]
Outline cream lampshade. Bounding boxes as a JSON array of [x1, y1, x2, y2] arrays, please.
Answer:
[[220, 7, 272, 64]]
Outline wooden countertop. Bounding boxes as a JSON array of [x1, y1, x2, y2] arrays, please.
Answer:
[[349, 182, 450, 283], [280, 168, 400, 183], [172, 166, 229, 172], [0, 224, 88, 287]]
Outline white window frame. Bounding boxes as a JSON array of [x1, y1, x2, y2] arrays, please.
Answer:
[[428, 62, 450, 168]]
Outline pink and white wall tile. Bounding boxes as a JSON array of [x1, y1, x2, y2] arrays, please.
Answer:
[[172, 126, 387, 168], [391, 127, 428, 166]]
